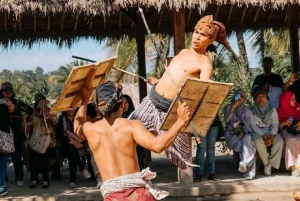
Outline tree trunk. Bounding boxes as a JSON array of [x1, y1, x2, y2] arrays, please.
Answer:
[[236, 30, 249, 80]]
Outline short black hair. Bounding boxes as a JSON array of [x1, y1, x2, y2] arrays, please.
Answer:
[[263, 57, 273, 63]]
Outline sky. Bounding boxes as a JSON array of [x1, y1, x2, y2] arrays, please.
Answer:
[[0, 33, 260, 73]]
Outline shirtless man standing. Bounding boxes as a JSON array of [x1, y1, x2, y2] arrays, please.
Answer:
[[129, 15, 230, 169], [74, 81, 191, 201]]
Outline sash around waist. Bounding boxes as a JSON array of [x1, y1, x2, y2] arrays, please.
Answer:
[[149, 86, 173, 113]]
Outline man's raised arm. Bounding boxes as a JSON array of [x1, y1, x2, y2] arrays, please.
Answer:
[[74, 86, 93, 140], [131, 102, 191, 153]]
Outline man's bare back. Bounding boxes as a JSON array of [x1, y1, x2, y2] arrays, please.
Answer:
[[81, 118, 144, 181], [155, 48, 213, 100], [74, 82, 191, 182]]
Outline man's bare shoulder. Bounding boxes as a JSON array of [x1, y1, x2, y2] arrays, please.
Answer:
[[179, 49, 190, 54], [115, 118, 142, 127]]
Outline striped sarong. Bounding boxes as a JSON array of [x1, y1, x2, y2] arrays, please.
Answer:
[[100, 168, 169, 200], [129, 86, 198, 170]]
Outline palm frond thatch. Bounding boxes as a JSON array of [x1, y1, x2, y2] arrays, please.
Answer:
[[0, 0, 294, 16]]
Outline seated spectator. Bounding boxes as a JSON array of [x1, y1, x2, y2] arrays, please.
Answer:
[[277, 91, 300, 176], [56, 109, 91, 188], [250, 57, 284, 108], [251, 90, 284, 176], [223, 89, 257, 179], [282, 73, 300, 104]]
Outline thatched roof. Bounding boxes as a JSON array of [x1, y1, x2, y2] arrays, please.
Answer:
[[0, 1, 296, 16], [0, 0, 297, 48]]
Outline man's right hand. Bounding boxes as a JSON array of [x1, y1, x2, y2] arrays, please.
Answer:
[[81, 86, 93, 102], [177, 102, 191, 125], [230, 100, 242, 112]]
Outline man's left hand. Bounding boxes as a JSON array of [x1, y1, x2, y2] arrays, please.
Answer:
[[144, 77, 159, 85]]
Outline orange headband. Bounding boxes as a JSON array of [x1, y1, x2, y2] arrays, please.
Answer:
[[194, 15, 229, 50]]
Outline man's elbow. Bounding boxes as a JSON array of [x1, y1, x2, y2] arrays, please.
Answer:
[[151, 141, 167, 153]]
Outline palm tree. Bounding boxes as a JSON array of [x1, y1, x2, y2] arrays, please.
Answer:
[[104, 34, 170, 83], [48, 60, 89, 99]]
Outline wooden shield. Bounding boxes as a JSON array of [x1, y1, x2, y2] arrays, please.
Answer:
[[160, 78, 233, 136], [50, 56, 117, 114]]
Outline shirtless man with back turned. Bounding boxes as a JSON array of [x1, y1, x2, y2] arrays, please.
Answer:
[[129, 15, 230, 169], [74, 81, 191, 201]]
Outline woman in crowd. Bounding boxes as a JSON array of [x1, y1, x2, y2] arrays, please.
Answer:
[[0, 82, 33, 188], [251, 90, 284, 176], [0, 82, 18, 195], [27, 94, 56, 189], [277, 91, 300, 176], [223, 89, 257, 180], [56, 109, 91, 188]]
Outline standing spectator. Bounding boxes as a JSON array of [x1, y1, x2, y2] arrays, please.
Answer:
[[251, 90, 284, 176], [56, 110, 91, 188], [0, 82, 33, 187], [0, 82, 18, 195], [251, 57, 284, 108], [27, 94, 55, 189], [194, 117, 219, 182]]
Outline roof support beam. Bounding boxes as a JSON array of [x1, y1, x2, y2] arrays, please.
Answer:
[[172, 8, 186, 55], [103, 15, 107, 29], [47, 14, 51, 31], [33, 12, 36, 32], [240, 5, 247, 24], [4, 12, 7, 32], [118, 12, 122, 29], [186, 9, 192, 26], [268, 9, 273, 22], [226, 5, 234, 24], [253, 7, 260, 23], [289, 5, 299, 73], [61, 12, 65, 31], [158, 8, 164, 27], [214, 5, 220, 20], [284, 8, 289, 22], [136, 12, 147, 102], [89, 16, 93, 31], [18, 14, 22, 32], [74, 13, 79, 31]]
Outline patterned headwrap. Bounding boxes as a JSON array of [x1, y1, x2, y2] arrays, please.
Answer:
[[94, 81, 123, 116], [194, 15, 229, 50]]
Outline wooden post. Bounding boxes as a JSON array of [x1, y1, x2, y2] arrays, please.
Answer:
[[136, 11, 151, 167], [172, 8, 193, 185], [289, 5, 299, 73], [172, 8, 186, 55]]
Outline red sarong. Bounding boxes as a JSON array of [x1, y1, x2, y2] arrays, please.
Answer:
[[104, 187, 157, 201]]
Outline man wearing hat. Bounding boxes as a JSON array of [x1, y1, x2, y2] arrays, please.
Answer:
[[128, 15, 231, 171], [0, 82, 33, 190], [74, 81, 191, 200]]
